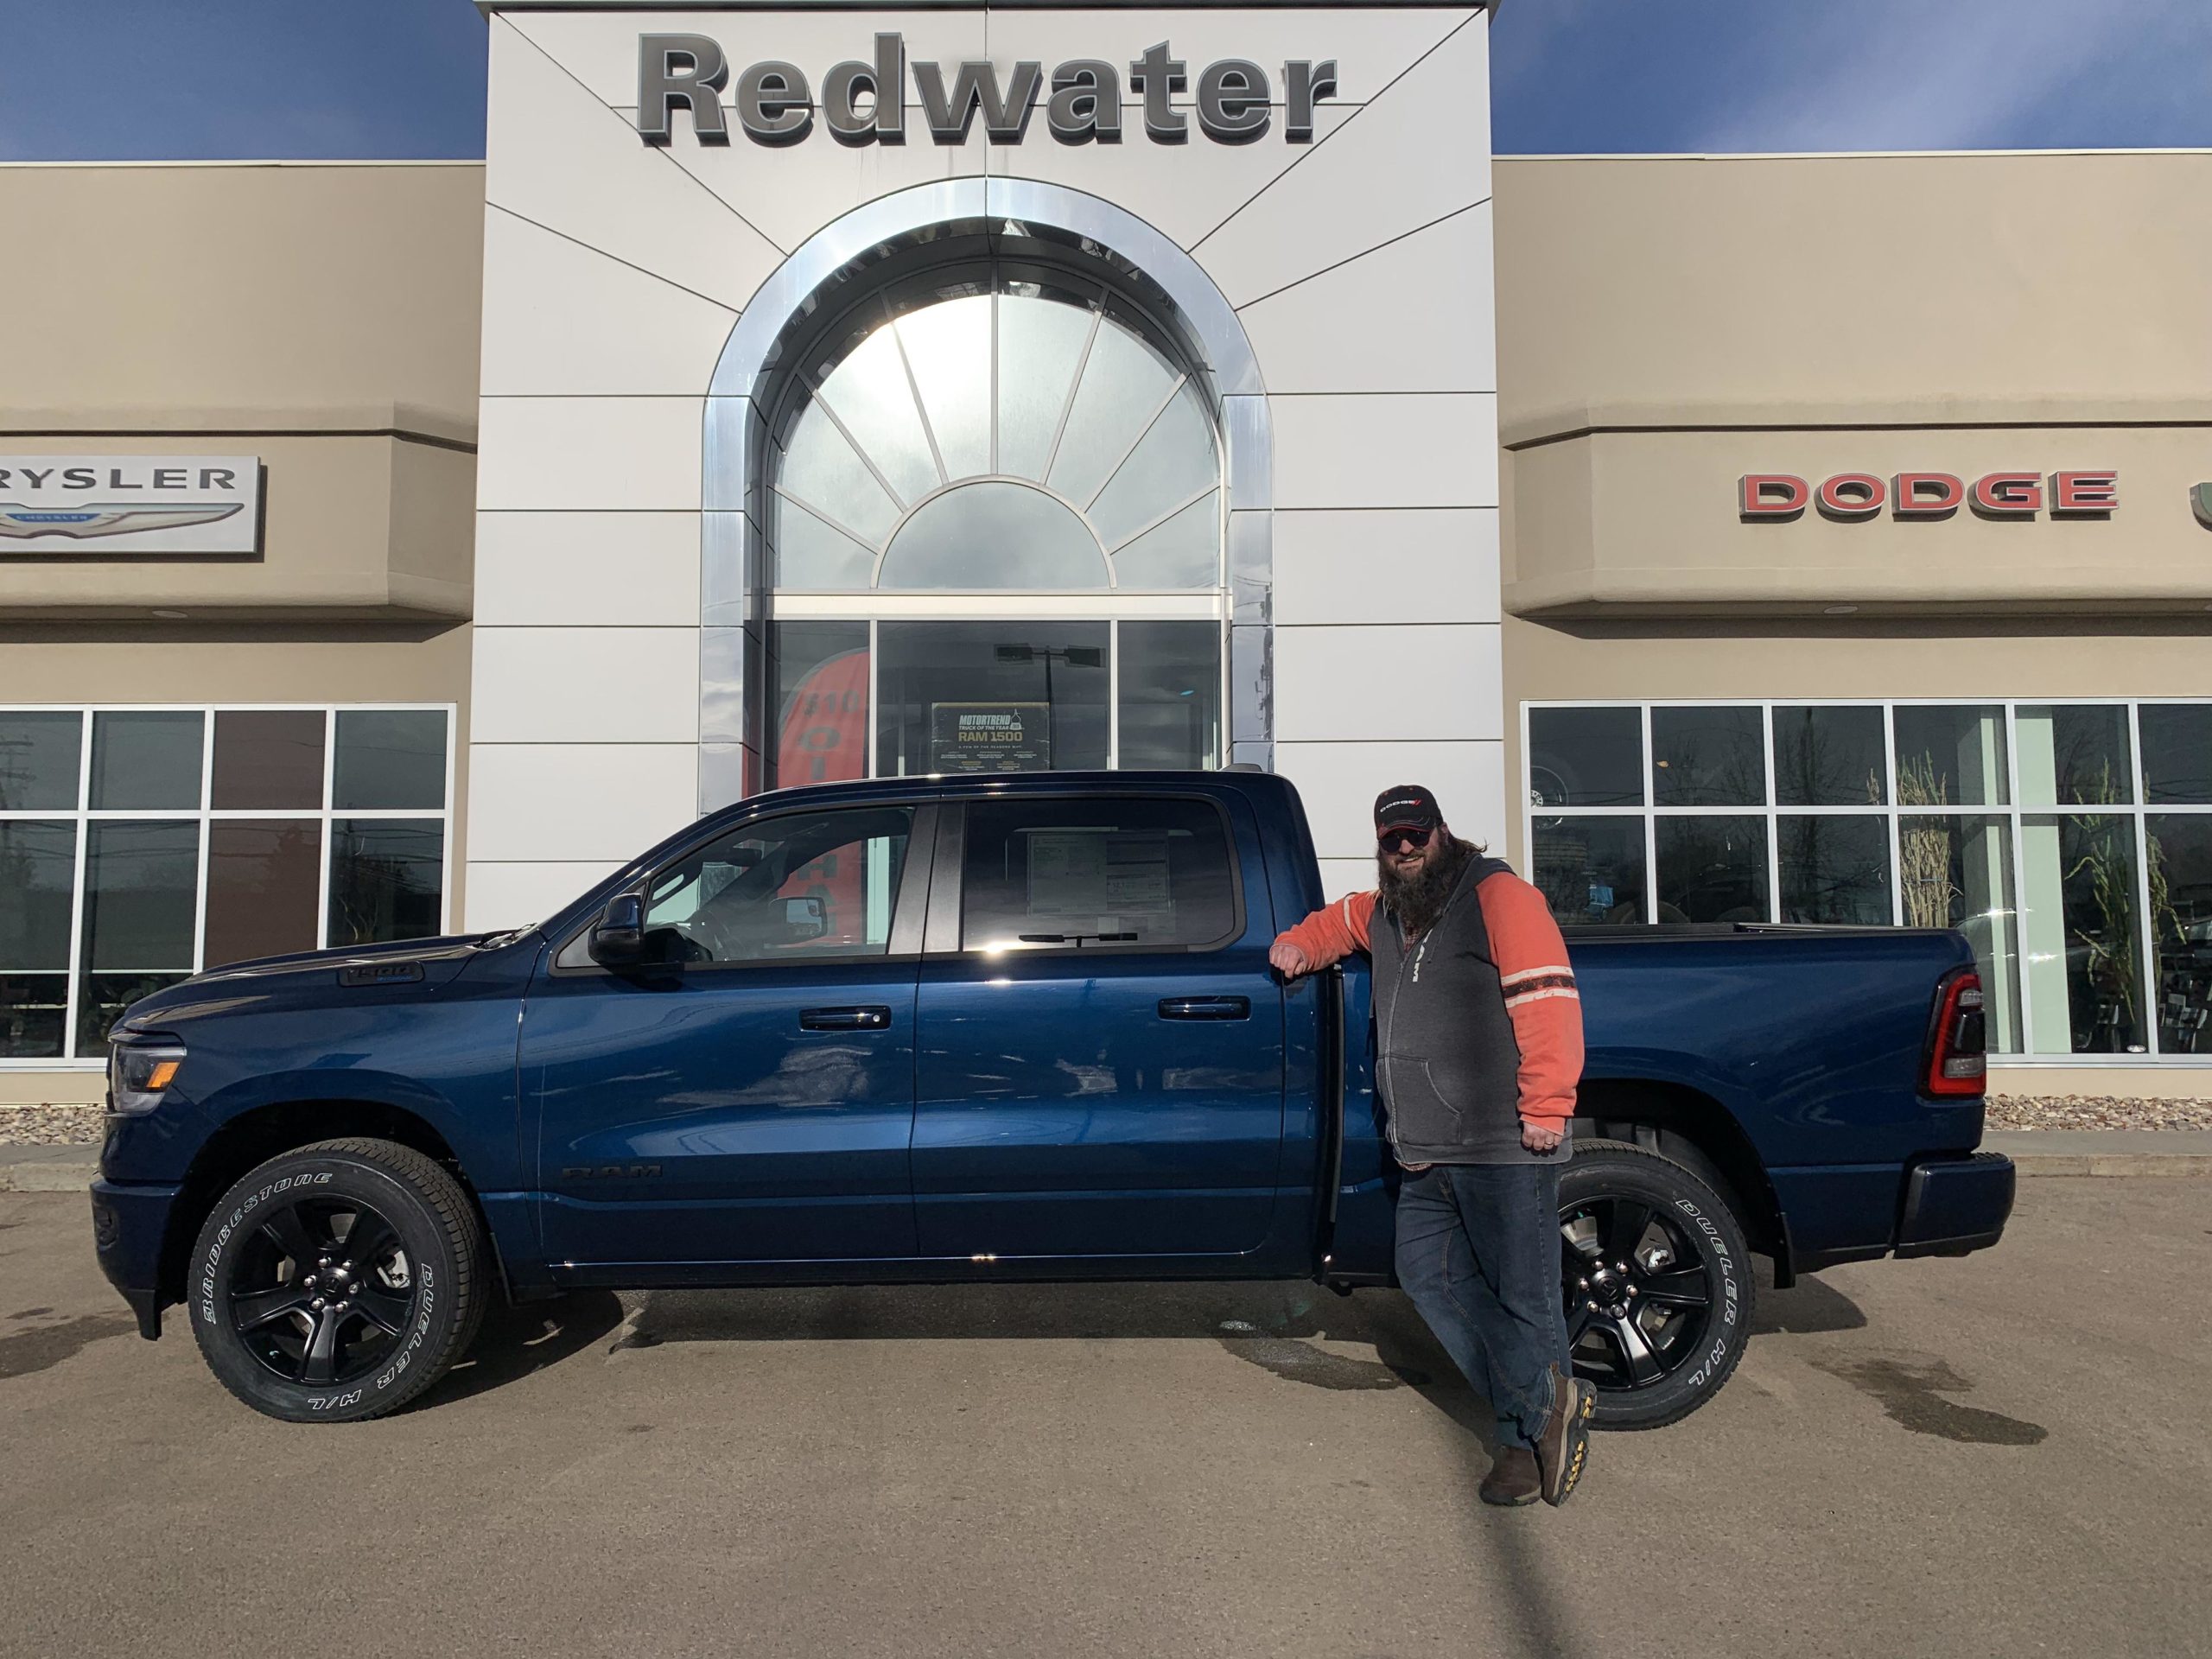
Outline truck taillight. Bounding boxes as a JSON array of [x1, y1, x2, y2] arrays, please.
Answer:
[[1926, 971, 1986, 1098]]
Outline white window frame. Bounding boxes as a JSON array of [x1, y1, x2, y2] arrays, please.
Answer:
[[1522, 696, 2212, 1068], [0, 702, 457, 1070]]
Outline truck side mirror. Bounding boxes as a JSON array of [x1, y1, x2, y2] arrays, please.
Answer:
[[588, 893, 646, 967], [784, 896, 827, 941]]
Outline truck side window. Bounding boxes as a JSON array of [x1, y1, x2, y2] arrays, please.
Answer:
[[644, 806, 912, 964], [959, 798, 1237, 952]]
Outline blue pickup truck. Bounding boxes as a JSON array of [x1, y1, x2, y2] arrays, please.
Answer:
[[91, 770, 2012, 1426]]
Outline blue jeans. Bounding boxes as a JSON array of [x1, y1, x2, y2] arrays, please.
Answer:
[[1395, 1162, 1570, 1450]]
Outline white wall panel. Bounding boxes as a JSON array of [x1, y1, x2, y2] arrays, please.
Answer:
[[464, 860, 623, 931], [486, 19, 782, 309], [506, 10, 989, 106], [480, 208, 737, 397], [1276, 737, 1506, 861], [986, 108, 1352, 251], [475, 512, 702, 627], [1194, 16, 1491, 307], [467, 742, 699, 863], [473, 626, 701, 743], [477, 397, 703, 512], [979, 10, 1461, 105], [1272, 394, 1499, 509], [1237, 203, 1494, 393], [664, 124, 988, 257], [1273, 508, 1497, 626], [1274, 622, 1501, 743]]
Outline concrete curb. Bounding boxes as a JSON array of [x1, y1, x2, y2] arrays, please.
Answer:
[[1985, 1130, 2212, 1178], [0, 1144, 100, 1192]]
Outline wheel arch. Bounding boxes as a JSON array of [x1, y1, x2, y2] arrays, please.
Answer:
[[1575, 1077, 1794, 1287], [159, 1100, 506, 1309]]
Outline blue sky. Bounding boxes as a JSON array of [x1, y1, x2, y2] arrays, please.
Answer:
[[2, 0, 2207, 161]]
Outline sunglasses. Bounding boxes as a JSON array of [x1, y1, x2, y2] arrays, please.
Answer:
[[1378, 825, 1434, 853]]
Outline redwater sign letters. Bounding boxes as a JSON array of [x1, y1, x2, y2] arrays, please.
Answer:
[[1741, 471, 2120, 523], [636, 33, 1340, 147]]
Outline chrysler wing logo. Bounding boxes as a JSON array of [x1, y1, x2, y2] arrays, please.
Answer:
[[2194, 483, 2212, 530], [0, 504, 244, 541]]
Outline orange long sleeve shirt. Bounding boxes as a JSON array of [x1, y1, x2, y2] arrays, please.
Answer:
[[1276, 874, 1584, 1133]]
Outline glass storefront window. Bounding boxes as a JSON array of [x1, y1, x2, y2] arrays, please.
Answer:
[[2139, 705, 2212, 804], [1774, 705, 1885, 806], [1656, 815, 1769, 924], [1893, 704, 2006, 807], [2147, 815, 2212, 1055], [1519, 700, 2212, 1058], [1651, 707, 1764, 806], [875, 622, 1109, 777], [1529, 707, 1643, 808], [1532, 817, 1646, 925], [0, 822, 76, 1058], [0, 714, 82, 810], [1117, 621, 1220, 771], [0, 706, 454, 1063], [1778, 814, 1891, 924], [771, 623, 869, 790]]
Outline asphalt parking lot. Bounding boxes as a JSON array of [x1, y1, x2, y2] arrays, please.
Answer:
[[3, 1179, 2208, 1659]]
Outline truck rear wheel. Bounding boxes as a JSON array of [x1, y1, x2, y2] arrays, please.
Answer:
[[188, 1138, 486, 1422], [1560, 1139, 1755, 1431]]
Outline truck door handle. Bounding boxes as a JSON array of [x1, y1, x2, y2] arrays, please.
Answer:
[[799, 1006, 892, 1032], [1158, 995, 1250, 1020]]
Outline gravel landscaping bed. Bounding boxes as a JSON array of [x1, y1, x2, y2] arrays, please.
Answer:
[[1984, 1094, 2212, 1132], [0, 1103, 105, 1146]]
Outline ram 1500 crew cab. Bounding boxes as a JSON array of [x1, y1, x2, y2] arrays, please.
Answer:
[[91, 771, 2012, 1425]]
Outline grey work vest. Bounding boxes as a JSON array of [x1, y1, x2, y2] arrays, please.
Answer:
[[1370, 854, 1565, 1166]]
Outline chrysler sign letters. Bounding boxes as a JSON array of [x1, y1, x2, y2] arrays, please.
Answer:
[[0, 456, 261, 555], [638, 33, 1338, 148], [1741, 470, 2120, 523]]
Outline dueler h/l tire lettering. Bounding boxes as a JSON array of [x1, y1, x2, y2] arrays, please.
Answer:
[[1559, 1138, 1756, 1432], [188, 1137, 486, 1424]]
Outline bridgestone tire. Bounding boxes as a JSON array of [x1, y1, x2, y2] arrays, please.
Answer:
[[188, 1138, 486, 1423], [1560, 1139, 1756, 1432]]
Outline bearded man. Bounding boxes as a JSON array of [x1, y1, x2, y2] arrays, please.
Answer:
[[1270, 785, 1594, 1508]]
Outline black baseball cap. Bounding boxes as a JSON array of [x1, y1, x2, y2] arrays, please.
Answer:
[[1373, 785, 1442, 836]]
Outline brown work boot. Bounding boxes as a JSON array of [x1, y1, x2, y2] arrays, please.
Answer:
[[1479, 1445, 1541, 1507], [1534, 1364, 1595, 1507]]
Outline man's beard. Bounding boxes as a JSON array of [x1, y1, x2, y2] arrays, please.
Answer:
[[1377, 836, 1471, 937]]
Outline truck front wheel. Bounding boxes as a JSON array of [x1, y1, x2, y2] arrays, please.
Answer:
[[187, 1138, 487, 1422], [1559, 1139, 1755, 1430]]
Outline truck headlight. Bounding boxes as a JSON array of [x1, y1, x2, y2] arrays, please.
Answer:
[[109, 1041, 187, 1116]]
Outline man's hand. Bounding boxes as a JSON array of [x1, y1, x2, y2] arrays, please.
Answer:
[[1269, 938, 1313, 979], [1521, 1119, 1565, 1155]]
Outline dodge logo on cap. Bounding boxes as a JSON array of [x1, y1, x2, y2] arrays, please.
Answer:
[[1374, 785, 1441, 833]]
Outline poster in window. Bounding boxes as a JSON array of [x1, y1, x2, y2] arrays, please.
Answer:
[[930, 702, 1050, 773]]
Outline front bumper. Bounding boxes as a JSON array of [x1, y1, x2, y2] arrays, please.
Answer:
[[1894, 1151, 2016, 1258], [90, 1178, 181, 1340]]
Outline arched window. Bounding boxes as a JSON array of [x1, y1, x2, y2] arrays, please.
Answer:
[[771, 267, 1223, 593]]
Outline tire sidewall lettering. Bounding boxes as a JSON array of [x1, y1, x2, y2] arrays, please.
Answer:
[[198, 1170, 334, 1325]]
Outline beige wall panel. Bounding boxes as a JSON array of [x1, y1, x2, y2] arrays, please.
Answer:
[[1496, 152, 2212, 437], [476, 397, 703, 512], [667, 124, 988, 257], [1509, 426, 2212, 613], [476, 512, 702, 627], [0, 435, 471, 620], [486, 20, 781, 311], [0, 163, 481, 434]]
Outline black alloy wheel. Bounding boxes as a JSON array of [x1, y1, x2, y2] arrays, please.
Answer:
[[189, 1137, 487, 1422], [228, 1192, 416, 1388], [1557, 1139, 1755, 1431]]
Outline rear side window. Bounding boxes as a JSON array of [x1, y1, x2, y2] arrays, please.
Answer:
[[959, 798, 1238, 952]]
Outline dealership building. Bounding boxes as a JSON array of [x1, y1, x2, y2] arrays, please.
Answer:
[[3, 0, 2208, 1104]]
